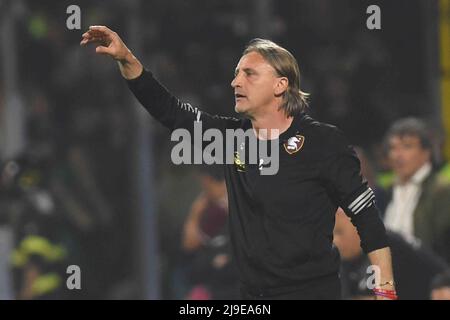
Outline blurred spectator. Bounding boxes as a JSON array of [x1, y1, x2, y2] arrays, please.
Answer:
[[383, 118, 450, 263], [334, 208, 448, 300], [181, 165, 239, 300], [0, 154, 71, 299], [182, 165, 228, 252]]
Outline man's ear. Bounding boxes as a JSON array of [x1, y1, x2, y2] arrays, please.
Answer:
[[274, 77, 289, 97]]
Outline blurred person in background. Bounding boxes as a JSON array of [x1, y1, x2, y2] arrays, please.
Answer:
[[0, 154, 70, 299], [0, 87, 117, 298], [182, 165, 229, 253], [181, 165, 239, 300], [383, 118, 450, 263], [334, 208, 447, 300], [0, 95, 74, 299]]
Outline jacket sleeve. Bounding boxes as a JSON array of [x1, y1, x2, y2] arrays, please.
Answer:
[[126, 68, 240, 134], [321, 126, 389, 254]]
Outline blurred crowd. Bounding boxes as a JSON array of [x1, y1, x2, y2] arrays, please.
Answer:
[[0, 0, 448, 299]]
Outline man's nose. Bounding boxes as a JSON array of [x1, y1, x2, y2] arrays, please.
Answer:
[[231, 74, 241, 88], [231, 77, 237, 88]]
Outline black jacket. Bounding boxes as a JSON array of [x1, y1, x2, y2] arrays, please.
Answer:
[[127, 69, 389, 295]]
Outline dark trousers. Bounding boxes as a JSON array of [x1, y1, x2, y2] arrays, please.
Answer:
[[240, 274, 341, 300]]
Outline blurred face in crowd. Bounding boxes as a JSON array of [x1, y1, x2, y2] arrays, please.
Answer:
[[231, 51, 287, 118], [333, 209, 362, 260], [387, 135, 431, 184]]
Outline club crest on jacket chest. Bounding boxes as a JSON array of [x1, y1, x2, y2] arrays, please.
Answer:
[[283, 135, 305, 155]]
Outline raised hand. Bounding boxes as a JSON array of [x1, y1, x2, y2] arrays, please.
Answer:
[[80, 25, 143, 79]]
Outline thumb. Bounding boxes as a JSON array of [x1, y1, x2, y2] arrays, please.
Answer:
[[95, 45, 112, 55]]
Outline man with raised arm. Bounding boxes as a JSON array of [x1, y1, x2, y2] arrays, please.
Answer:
[[81, 26, 396, 300]]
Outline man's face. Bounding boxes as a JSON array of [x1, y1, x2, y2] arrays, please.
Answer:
[[387, 135, 430, 183], [333, 209, 362, 260], [231, 51, 283, 117]]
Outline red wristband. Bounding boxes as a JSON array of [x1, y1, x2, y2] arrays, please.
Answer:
[[374, 288, 397, 294], [373, 288, 398, 300]]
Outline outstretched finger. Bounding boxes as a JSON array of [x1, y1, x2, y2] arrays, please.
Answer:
[[80, 36, 105, 46], [80, 34, 92, 46], [89, 25, 115, 37], [85, 29, 107, 36], [83, 31, 105, 41], [85, 30, 113, 44]]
